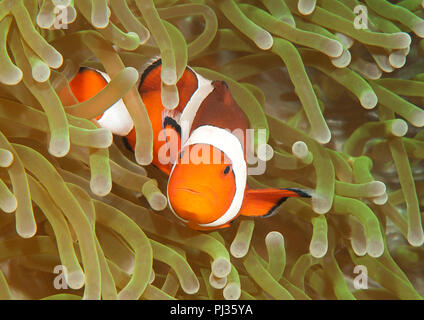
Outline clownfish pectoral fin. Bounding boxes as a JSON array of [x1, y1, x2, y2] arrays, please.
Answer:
[[239, 188, 311, 218]]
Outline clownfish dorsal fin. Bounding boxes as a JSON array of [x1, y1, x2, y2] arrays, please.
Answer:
[[139, 58, 162, 92], [215, 80, 233, 105], [190, 79, 250, 141], [139, 59, 199, 113], [239, 188, 311, 217]]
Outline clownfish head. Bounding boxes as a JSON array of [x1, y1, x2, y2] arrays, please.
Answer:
[[167, 143, 239, 229], [166, 125, 312, 230], [167, 125, 248, 230]]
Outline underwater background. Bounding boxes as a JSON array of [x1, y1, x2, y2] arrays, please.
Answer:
[[0, 0, 423, 300]]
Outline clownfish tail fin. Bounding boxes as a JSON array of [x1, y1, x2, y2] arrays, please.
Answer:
[[263, 188, 311, 217]]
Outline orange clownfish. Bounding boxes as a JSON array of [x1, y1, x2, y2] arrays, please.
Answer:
[[65, 59, 311, 230]]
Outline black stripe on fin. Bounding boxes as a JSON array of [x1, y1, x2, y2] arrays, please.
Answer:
[[163, 116, 181, 136], [262, 197, 289, 218], [138, 58, 162, 91], [283, 188, 312, 198], [262, 188, 311, 218], [78, 66, 109, 83], [122, 137, 133, 151]]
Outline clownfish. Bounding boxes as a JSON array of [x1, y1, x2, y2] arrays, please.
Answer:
[[64, 59, 311, 230]]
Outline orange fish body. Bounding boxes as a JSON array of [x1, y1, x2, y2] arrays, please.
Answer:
[[64, 59, 311, 230]]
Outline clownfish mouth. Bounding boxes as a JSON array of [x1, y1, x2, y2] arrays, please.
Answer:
[[177, 187, 201, 195], [174, 185, 218, 200], [169, 186, 221, 224]]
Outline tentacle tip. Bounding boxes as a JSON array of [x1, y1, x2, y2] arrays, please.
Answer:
[[209, 273, 227, 289], [90, 176, 112, 197], [161, 88, 180, 110], [331, 50, 351, 68], [223, 283, 241, 300], [139, 30, 151, 45], [391, 119, 408, 137], [32, 64, 51, 83], [360, 91, 378, 109], [0, 150, 14, 168], [49, 138, 70, 158], [325, 40, 343, 58], [395, 32, 412, 48], [309, 241, 328, 258], [311, 194, 332, 214], [313, 131, 331, 145], [254, 31, 273, 50], [410, 110, 424, 127], [161, 67, 177, 86], [335, 32, 354, 49], [1, 68, 23, 85], [182, 278, 200, 295], [1, 195, 17, 213], [17, 224, 37, 239], [66, 270, 85, 289], [265, 231, 284, 246], [298, 0, 316, 15], [408, 230, 424, 247], [211, 257, 231, 278], [257, 144, 274, 161], [36, 15, 54, 29], [95, 128, 114, 148], [126, 66, 139, 79], [412, 21, 424, 38], [135, 150, 153, 166], [230, 242, 248, 258], [148, 193, 168, 211], [389, 53, 406, 69], [126, 32, 141, 48], [91, 13, 110, 29], [367, 239, 384, 258], [49, 53, 64, 70], [371, 192, 388, 205], [292, 141, 309, 159], [351, 241, 367, 256], [367, 181, 386, 196]]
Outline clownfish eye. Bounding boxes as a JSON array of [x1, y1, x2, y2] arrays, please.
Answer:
[[224, 165, 231, 175]]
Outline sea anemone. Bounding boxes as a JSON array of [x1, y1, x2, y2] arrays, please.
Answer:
[[0, 0, 423, 300]]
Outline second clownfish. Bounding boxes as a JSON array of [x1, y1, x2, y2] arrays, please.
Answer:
[[65, 59, 311, 230]]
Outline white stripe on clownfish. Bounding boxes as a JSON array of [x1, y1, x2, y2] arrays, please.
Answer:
[[169, 69, 214, 146], [162, 67, 214, 145], [167, 125, 247, 228], [159, 68, 214, 148], [96, 71, 134, 136]]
